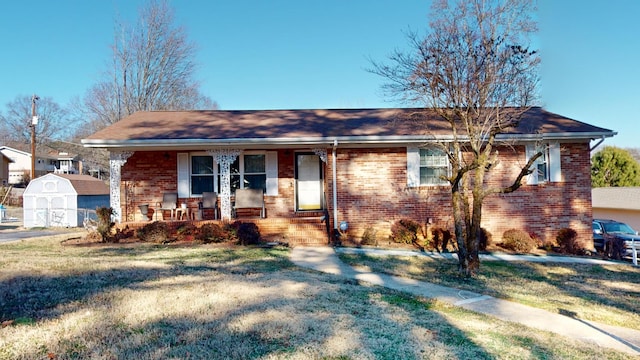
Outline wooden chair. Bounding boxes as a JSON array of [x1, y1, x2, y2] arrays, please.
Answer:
[[233, 189, 265, 218]]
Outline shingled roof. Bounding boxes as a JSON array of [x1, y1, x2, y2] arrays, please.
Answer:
[[82, 107, 615, 149], [55, 174, 109, 196]]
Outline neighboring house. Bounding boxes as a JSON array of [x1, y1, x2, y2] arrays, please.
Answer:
[[49, 150, 81, 175], [82, 107, 615, 247], [592, 187, 640, 231], [0, 146, 58, 185], [0, 146, 83, 185], [1, 152, 13, 186]]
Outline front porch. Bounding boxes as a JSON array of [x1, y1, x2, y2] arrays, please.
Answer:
[[116, 210, 331, 246]]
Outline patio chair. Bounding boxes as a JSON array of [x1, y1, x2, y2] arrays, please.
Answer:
[[199, 192, 219, 220], [233, 188, 265, 218], [157, 192, 178, 220]]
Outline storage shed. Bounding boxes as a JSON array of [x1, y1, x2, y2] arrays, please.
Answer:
[[23, 173, 110, 228]]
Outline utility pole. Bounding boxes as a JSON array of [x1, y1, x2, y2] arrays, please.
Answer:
[[30, 94, 39, 180]]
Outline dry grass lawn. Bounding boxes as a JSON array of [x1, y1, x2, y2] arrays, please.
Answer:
[[0, 237, 633, 359], [338, 251, 640, 331]]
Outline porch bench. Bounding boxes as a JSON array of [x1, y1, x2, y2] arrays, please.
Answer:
[[233, 189, 265, 218]]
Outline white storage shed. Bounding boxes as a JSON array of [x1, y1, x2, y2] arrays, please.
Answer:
[[23, 173, 110, 228]]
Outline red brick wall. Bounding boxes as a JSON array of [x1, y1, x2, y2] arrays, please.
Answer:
[[119, 144, 593, 248], [325, 143, 593, 247], [121, 151, 178, 221]]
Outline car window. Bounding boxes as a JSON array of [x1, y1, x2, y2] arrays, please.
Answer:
[[592, 222, 602, 231], [602, 222, 636, 235]]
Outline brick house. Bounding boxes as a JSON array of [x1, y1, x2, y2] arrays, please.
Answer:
[[82, 107, 615, 247]]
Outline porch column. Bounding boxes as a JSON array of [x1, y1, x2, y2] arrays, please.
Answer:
[[207, 149, 241, 220], [109, 151, 133, 223]]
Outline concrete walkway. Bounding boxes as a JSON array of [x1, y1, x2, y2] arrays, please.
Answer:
[[290, 246, 640, 356]]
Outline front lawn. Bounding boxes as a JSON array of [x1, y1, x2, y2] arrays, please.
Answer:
[[338, 252, 640, 331], [0, 237, 632, 359]]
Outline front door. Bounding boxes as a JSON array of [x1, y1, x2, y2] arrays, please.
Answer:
[[295, 153, 323, 211]]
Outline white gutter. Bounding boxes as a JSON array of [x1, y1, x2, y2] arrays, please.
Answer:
[[81, 131, 617, 149], [332, 139, 339, 233]]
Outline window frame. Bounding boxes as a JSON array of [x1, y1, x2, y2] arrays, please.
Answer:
[[534, 148, 549, 183], [190, 153, 217, 196], [418, 147, 451, 186], [187, 151, 268, 197], [225, 152, 267, 193]]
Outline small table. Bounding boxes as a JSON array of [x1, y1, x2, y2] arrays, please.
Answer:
[[176, 207, 191, 221]]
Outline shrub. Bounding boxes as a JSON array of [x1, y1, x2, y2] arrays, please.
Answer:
[[113, 226, 134, 242], [197, 223, 228, 243], [390, 219, 420, 244], [176, 223, 198, 242], [556, 228, 580, 254], [237, 222, 261, 245], [431, 227, 453, 252], [478, 227, 492, 251], [501, 229, 536, 253], [96, 207, 115, 242], [360, 227, 378, 246], [137, 221, 171, 243], [225, 222, 239, 243]]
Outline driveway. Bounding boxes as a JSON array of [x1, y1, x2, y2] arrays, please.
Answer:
[[0, 206, 83, 243]]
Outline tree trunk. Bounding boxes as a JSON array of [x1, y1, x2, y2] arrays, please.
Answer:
[[451, 186, 470, 274]]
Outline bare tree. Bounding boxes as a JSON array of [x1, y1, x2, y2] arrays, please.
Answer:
[[80, 0, 217, 129], [0, 95, 74, 151], [371, 0, 541, 276]]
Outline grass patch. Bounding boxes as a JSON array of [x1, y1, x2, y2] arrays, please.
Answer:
[[339, 252, 640, 330], [0, 238, 632, 359]]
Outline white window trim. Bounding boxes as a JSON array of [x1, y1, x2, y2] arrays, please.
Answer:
[[525, 142, 561, 185], [407, 146, 450, 187], [178, 151, 278, 197]]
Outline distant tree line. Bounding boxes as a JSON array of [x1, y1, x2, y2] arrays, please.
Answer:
[[0, 0, 217, 176]]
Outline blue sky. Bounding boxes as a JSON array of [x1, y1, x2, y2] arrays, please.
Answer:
[[1, 1, 637, 148]]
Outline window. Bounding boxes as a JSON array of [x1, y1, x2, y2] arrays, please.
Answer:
[[191, 155, 214, 195], [224, 154, 266, 193], [525, 142, 561, 185], [178, 151, 277, 198], [534, 149, 549, 183], [419, 148, 449, 185]]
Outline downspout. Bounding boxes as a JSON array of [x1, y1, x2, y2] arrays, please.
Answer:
[[332, 139, 339, 235]]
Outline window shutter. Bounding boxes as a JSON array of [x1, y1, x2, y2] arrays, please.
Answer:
[[525, 144, 538, 185], [407, 147, 420, 187], [177, 153, 189, 197], [549, 142, 562, 182], [265, 151, 278, 196]]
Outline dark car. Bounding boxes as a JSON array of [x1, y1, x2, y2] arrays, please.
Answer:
[[592, 219, 639, 259]]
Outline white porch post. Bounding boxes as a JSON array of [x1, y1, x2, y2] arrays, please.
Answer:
[[109, 151, 133, 223], [207, 149, 241, 220]]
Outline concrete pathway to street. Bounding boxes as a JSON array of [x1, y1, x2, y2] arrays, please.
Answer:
[[290, 246, 640, 356]]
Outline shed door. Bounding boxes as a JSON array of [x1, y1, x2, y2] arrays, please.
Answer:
[[295, 153, 323, 211]]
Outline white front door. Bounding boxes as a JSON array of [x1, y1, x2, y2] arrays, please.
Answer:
[[295, 153, 323, 211]]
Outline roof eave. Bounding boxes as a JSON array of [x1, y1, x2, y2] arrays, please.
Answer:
[[81, 131, 617, 150]]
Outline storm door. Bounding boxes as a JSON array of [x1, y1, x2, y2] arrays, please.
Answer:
[[295, 153, 324, 211]]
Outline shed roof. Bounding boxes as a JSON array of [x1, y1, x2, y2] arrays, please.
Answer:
[[54, 174, 109, 196], [82, 107, 615, 150], [592, 187, 640, 211]]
